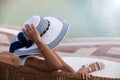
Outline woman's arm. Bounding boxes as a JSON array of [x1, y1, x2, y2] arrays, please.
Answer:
[[22, 24, 75, 72], [22, 24, 90, 80]]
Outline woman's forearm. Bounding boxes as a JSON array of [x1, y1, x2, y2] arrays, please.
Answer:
[[35, 40, 76, 73], [23, 24, 76, 73], [61, 64, 76, 73], [35, 39, 63, 69]]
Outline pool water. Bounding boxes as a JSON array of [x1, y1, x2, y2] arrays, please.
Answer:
[[1, 0, 120, 37]]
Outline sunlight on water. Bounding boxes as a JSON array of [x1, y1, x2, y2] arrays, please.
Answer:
[[1, 0, 120, 37]]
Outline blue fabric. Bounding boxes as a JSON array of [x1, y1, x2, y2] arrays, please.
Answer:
[[9, 32, 33, 53]]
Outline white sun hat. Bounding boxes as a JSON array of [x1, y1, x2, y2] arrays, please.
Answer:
[[9, 15, 69, 56]]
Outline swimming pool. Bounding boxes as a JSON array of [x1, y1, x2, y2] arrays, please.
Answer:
[[0, 0, 120, 37]]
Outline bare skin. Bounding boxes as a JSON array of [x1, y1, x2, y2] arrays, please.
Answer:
[[22, 24, 90, 79], [0, 24, 91, 80]]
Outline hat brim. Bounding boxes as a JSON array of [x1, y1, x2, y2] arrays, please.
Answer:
[[11, 16, 69, 56]]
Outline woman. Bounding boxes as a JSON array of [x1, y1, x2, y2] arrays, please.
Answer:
[[0, 16, 104, 80]]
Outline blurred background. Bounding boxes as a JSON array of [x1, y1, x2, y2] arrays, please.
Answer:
[[1, 0, 120, 37], [0, 0, 120, 72]]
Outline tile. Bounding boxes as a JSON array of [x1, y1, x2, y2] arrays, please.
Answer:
[[0, 34, 9, 43], [57, 47, 98, 57], [74, 47, 98, 56], [107, 47, 120, 55], [57, 52, 72, 57], [0, 46, 9, 52]]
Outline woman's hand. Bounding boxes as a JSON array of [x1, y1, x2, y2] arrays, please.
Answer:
[[77, 68, 90, 80], [22, 24, 42, 43]]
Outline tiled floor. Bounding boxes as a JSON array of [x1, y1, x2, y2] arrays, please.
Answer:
[[0, 25, 120, 62], [55, 44, 120, 62]]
